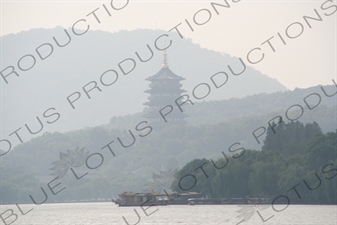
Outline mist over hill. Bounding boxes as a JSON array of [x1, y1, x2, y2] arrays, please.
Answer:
[[1, 27, 287, 145]]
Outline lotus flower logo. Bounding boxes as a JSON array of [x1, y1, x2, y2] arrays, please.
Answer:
[[236, 205, 270, 224], [50, 147, 89, 178], [144, 168, 177, 193]]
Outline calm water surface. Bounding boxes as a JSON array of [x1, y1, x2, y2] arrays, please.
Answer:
[[1, 203, 336, 225]]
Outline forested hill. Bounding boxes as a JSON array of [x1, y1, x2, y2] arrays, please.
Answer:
[[1, 121, 336, 204], [0, 83, 335, 204], [105, 83, 336, 131]]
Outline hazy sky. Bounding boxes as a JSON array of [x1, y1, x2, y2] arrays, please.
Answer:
[[0, 0, 336, 90]]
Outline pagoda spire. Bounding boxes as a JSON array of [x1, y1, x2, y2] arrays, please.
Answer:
[[162, 42, 169, 68]]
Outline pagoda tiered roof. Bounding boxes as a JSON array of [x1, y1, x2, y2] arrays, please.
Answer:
[[146, 67, 185, 81]]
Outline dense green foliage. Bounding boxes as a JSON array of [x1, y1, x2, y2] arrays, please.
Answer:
[[171, 123, 337, 204], [263, 121, 322, 156]]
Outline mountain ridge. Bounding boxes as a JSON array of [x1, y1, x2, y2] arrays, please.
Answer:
[[1, 27, 287, 147]]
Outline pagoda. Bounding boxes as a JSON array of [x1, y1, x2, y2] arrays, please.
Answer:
[[144, 50, 187, 128]]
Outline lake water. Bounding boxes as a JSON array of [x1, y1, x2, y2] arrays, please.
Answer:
[[0, 203, 336, 225]]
